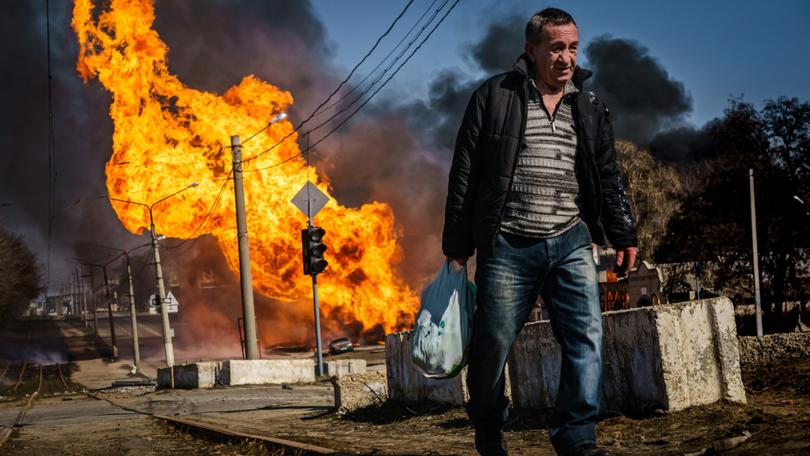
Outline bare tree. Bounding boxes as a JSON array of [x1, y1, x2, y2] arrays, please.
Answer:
[[615, 140, 683, 260], [0, 226, 42, 323]]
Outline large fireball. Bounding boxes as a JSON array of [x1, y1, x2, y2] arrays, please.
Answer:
[[71, 0, 418, 335]]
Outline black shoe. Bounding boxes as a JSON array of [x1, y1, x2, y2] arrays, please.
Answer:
[[564, 443, 611, 456], [474, 428, 508, 456]]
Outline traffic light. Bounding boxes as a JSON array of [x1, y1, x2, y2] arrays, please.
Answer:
[[302, 226, 328, 275]]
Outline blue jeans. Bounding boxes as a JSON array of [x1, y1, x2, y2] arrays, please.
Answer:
[[466, 221, 603, 453]]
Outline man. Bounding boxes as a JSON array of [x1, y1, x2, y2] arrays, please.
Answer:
[[442, 8, 638, 456]]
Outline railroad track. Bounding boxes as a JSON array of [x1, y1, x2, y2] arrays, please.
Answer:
[[0, 363, 74, 450], [0, 361, 9, 385], [2, 364, 335, 454], [91, 393, 338, 455]]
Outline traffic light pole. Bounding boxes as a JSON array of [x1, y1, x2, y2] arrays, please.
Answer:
[[231, 135, 259, 360], [312, 273, 324, 376]]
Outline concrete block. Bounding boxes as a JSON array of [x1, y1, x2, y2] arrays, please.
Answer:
[[738, 333, 810, 365], [324, 359, 367, 377], [171, 362, 220, 389], [157, 366, 173, 389], [331, 371, 387, 415], [508, 297, 746, 413], [385, 331, 467, 404], [218, 359, 315, 386]]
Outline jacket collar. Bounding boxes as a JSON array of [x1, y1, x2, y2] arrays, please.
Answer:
[[512, 53, 592, 91]]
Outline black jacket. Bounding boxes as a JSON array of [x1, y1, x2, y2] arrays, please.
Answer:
[[442, 55, 638, 258]]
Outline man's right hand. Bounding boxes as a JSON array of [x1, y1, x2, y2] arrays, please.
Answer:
[[447, 256, 468, 266]]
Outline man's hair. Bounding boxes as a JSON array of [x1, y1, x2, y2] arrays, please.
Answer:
[[525, 8, 577, 44]]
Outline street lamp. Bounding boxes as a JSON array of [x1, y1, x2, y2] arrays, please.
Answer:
[[89, 242, 151, 374], [77, 256, 123, 360], [108, 181, 198, 367]]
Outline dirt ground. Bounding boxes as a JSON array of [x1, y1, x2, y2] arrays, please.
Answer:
[[3, 317, 810, 455], [275, 357, 810, 455]]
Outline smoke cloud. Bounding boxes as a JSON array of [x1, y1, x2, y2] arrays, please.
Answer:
[[1, 2, 708, 350], [585, 36, 693, 145], [648, 123, 720, 166]]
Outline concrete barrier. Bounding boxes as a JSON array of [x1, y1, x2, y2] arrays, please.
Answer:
[[170, 362, 220, 389], [385, 331, 467, 404], [384, 331, 513, 405], [324, 359, 367, 377], [738, 332, 810, 365], [508, 297, 746, 413], [219, 359, 315, 386], [331, 371, 387, 415]]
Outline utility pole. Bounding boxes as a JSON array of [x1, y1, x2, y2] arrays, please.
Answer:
[[75, 265, 85, 323], [126, 254, 141, 374], [231, 135, 259, 360], [152, 227, 174, 367], [82, 267, 99, 337], [101, 266, 119, 359], [109, 183, 197, 368], [749, 169, 764, 337]]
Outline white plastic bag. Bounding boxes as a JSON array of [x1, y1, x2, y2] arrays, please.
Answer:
[[410, 261, 475, 378]]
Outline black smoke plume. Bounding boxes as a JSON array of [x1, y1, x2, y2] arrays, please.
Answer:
[[0, 1, 346, 296], [585, 36, 692, 145]]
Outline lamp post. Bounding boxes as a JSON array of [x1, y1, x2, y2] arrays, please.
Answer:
[[78, 259, 120, 359], [109, 182, 198, 367], [89, 243, 150, 374]]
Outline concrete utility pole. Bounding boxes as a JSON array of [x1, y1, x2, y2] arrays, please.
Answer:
[[109, 182, 197, 368], [125, 254, 141, 374], [152, 226, 174, 367], [90, 244, 146, 373], [102, 266, 119, 358], [75, 265, 85, 323], [80, 266, 99, 337], [749, 169, 764, 337], [231, 135, 259, 360]]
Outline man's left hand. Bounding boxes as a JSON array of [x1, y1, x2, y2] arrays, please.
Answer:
[[614, 246, 638, 278]]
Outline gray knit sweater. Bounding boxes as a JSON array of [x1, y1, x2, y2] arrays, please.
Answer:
[[500, 79, 581, 238]]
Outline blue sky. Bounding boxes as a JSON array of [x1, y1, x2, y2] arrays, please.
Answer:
[[312, 0, 810, 126]]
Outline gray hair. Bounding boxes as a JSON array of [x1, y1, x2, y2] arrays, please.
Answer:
[[525, 8, 577, 44]]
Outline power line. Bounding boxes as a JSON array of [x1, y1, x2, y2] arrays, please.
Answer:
[[245, 0, 461, 174], [239, 0, 417, 161], [164, 170, 232, 254], [272, 0, 451, 148], [307, 0, 442, 121]]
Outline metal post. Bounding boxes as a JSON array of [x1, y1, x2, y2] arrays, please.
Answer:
[[231, 135, 259, 360], [153, 222, 175, 367], [749, 169, 764, 337], [126, 255, 141, 374], [312, 274, 324, 376], [76, 265, 85, 323], [102, 267, 119, 359], [90, 273, 98, 336]]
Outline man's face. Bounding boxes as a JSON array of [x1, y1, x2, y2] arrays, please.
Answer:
[[525, 23, 579, 90]]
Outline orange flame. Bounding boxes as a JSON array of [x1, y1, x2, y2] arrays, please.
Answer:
[[71, 0, 418, 336]]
